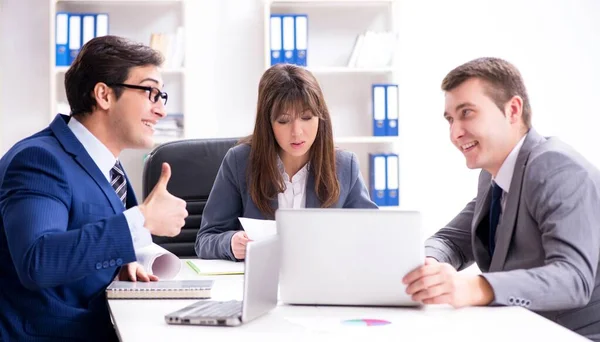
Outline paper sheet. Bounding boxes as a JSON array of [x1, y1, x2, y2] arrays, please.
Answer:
[[135, 243, 181, 279], [238, 217, 277, 241]]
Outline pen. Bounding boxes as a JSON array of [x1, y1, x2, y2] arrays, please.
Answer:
[[186, 260, 201, 275]]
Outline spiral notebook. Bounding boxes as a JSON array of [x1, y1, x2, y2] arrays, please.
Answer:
[[106, 280, 214, 299]]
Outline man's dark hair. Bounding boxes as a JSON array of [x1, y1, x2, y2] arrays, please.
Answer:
[[64, 35, 164, 117]]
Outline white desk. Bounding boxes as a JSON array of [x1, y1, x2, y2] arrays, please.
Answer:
[[108, 260, 588, 342]]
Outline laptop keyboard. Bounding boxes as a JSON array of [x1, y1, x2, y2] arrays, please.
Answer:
[[189, 300, 242, 318]]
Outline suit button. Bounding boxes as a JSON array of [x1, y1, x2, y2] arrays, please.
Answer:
[[95, 262, 102, 270], [116, 258, 123, 266], [515, 298, 521, 305], [109, 259, 116, 267], [508, 296, 515, 304], [525, 300, 531, 306], [103, 261, 109, 268]]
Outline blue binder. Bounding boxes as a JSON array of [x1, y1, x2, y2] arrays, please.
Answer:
[[270, 14, 283, 65], [369, 153, 387, 206], [386, 154, 399, 206], [282, 15, 295, 64], [55, 12, 69, 67], [68, 14, 82, 64], [95, 13, 109, 38], [82, 14, 95, 47], [372, 84, 386, 136], [294, 15, 308, 66], [386, 84, 399, 136]]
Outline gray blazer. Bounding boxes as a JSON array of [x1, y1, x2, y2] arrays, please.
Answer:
[[196, 143, 377, 261], [426, 129, 600, 340]]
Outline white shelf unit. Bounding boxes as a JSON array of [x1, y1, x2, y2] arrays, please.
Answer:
[[49, 0, 187, 140], [264, 0, 401, 207]]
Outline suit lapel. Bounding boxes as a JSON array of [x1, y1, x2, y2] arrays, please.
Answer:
[[489, 129, 546, 270], [50, 114, 125, 214], [123, 171, 138, 209]]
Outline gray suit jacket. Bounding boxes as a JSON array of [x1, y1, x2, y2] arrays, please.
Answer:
[[426, 129, 600, 340], [196, 143, 377, 261]]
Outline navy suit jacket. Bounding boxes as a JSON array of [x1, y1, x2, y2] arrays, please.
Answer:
[[195, 143, 378, 260], [0, 115, 137, 341]]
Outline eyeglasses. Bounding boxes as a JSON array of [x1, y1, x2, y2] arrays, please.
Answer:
[[108, 83, 168, 106]]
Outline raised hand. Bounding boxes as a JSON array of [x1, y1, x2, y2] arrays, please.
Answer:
[[139, 162, 188, 237]]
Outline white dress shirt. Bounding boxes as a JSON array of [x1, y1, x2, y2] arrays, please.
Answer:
[[276, 157, 309, 209], [68, 117, 152, 250], [492, 133, 528, 217]]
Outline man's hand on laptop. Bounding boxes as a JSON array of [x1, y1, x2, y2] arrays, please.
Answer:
[[402, 257, 494, 308], [231, 231, 251, 259]]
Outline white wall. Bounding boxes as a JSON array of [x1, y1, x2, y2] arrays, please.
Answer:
[[0, 0, 50, 155], [1, 0, 599, 237]]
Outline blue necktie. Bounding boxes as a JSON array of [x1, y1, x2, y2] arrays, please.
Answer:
[[489, 182, 503, 256]]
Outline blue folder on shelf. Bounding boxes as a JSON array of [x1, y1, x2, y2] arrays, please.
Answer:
[[270, 14, 283, 65], [386, 84, 399, 136], [369, 153, 387, 206], [68, 14, 82, 65], [294, 14, 307, 66], [282, 15, 295, 64], [386, 154, 399, 206], [82, 14, 95, 47], [55, 12, 69, 66], [95, 13, 109, 38], [372, 85, 386, 136]]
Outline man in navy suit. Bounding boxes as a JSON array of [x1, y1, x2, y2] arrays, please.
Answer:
[[0, 36, 188, 341]]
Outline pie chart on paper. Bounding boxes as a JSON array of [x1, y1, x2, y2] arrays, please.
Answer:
[[341, 319, 391, 327]]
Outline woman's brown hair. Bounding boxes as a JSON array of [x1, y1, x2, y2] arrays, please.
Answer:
[[240, 64, 340, 218]]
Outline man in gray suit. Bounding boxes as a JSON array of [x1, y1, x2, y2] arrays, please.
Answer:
[[403, 57, 600, 340]]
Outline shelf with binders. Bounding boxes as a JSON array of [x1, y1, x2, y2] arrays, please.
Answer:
[[264, 0, 396, 70], [50, 0, 187, 125], [52, 1, 184, 66], [316, 73, 397, 137]]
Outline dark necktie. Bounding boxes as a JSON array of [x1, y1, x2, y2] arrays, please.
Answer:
[[110, 161, 127, 207], [489, 181, 503, 256]]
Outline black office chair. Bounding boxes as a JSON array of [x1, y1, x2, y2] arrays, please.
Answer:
[[142, 138, 239, 256]]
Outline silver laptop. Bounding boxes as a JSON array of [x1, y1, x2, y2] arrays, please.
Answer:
[[164, 236, 280, 326], [276, 208, 423, 306]]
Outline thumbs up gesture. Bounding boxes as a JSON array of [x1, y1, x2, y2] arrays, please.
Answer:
[[139, 163, 188, 237]]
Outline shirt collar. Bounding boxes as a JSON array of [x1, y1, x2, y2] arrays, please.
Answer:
[[67, 116, 117, 182], [493, 134, 527, 193], [276, 155, 309, 183]]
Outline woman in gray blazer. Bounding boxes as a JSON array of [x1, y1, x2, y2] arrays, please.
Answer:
[[195, 64, 377, 261]]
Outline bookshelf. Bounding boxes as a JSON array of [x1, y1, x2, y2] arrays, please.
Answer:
[[263, 0, 401, 207]]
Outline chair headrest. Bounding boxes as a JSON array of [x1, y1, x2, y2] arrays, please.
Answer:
[[142, 138, 239, 200]]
